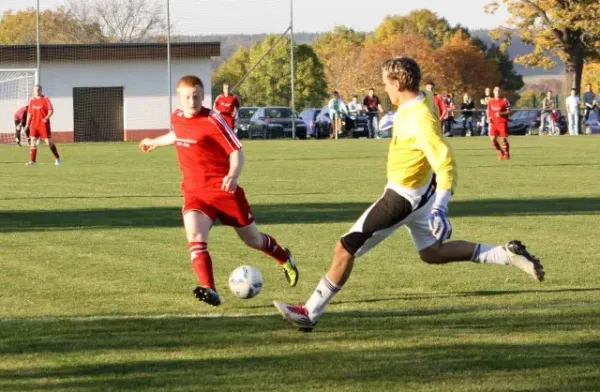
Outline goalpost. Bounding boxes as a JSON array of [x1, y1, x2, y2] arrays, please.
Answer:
[[0, 69, 37, 144]]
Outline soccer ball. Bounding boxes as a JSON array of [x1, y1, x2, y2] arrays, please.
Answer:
[[228, 265, 263, 299]]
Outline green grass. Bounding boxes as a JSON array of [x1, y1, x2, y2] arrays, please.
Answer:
[[1, 136, 599, 391]]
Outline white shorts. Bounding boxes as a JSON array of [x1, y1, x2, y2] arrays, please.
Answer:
[[340, 178, 438, 257]]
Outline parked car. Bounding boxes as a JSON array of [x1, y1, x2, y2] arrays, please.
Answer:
[[584, 109, 600, 134], [298, 108, 321, 138], [235, 107, 259, 139], [247, 107, 307, 139], [507, 110, 538, 135], [316, 105, 369, 138]]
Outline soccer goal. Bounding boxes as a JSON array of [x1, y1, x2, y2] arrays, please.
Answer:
[[0, 69, 37, 144]]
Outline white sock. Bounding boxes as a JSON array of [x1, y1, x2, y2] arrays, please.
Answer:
[[305, 276, 342, 321], [472, 243, 509, 265]]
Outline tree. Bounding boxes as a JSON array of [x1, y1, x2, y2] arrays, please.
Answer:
[[374, 9, 466, 48], [212, 47, 250, 102], [486, 0, 600, 96], [0, 8, 105, 44], [473, 38, 524, 102], [582, 61, 600, 89], [355, 34, 437, 109], [313, 26, 365, 99], [235, 35, 327, 109], [515, 89, 542, 108], [435, 32, 501, 98], [66, 0, 168, 43]]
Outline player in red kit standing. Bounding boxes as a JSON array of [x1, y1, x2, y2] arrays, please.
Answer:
[[213, 83, 240, 131], [24, 85, 60, 166], [139, 75, 299, 307], [487, 86, 511, 160]]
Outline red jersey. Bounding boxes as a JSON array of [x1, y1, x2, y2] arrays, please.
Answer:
[[171, 107, 242, 192], [28, 95, 53, 127], [214, 94, 240, 117], [488, 97, 511, 124], [14, 105, 28, 121], [432, 93, 446, 119]]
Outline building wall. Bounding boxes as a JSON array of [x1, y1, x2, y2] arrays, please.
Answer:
[[1, 59, 212, 142]]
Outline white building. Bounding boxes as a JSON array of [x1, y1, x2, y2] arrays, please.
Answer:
[[0, 42, 219, 142]]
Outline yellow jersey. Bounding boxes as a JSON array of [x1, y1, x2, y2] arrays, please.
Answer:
[[387, 92, 457, 192]]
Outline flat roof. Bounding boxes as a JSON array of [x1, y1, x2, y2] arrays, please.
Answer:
[[0, 42, 220, 63]]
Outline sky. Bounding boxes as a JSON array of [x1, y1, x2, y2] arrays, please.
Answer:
[[2, 0, 511, 35]]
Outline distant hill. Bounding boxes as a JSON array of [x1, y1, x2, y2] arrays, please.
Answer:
[[179, 29, 563, 77]]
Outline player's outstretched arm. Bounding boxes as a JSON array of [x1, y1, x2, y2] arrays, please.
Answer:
[[139, 131, 175, 152], [222, 149, 245, 193]]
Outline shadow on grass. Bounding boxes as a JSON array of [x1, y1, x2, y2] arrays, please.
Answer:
[[0, 197, 599, 232], [1, 306, 599, 391]]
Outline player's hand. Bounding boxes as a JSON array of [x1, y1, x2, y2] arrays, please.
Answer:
[[42, 118, 47, 123], [428, 207, 452, 242], [139, 139, 157, 152], [222, 175, 238, 193]]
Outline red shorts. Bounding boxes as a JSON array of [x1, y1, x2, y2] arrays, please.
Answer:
[[182, 187, 254, 227], [221, 115, 235, 130], [30, 123, 51, 139], [490, 122, 508, 138]]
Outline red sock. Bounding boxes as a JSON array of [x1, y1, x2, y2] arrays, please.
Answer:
[[260, 234, 288, 264], [29, 147, 37, 162], [502, 140, 510, 155], [50, 145, 60, 159], [188, 242, 215, 290], [491, 139, 503, 153]]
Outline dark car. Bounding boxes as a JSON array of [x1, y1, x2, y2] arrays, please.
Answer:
[[507, 110, 538, 135], [248, 107, 307, 139], [298, 108, 321, 138], [529, 110, 568, 135], [316, 105, 369, 138], [235, 107, 259, 139]]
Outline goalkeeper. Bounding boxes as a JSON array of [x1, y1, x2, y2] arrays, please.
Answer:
[[274, 57, 545, 332], [13, 105, 29, 146]]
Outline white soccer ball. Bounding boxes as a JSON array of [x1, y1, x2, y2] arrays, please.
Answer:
[[228, 265, 263, 299]]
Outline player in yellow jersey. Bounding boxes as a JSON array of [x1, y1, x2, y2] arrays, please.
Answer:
[[273, 57, 545, 332]]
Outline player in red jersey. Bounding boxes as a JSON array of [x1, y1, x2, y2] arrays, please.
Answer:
[[213, 83, 240, 131], [24, 85, 61, 166], [487, 86, 511, 160], [425, 81, 447, 131], [13, 105, 29, 146], [139, 75, 299, 307]]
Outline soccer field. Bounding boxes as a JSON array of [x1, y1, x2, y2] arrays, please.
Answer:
[[1, 137, 600, 391]]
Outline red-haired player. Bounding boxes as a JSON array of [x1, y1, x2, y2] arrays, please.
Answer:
[[24, 85, 60, 166], [487, 86, 511, 160], [213, 83, 240, 131], [139, 75, 298, 306]]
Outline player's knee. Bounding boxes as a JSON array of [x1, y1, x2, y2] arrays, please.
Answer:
[[340, 231, 370, 256], [241, 232, 263, 249]]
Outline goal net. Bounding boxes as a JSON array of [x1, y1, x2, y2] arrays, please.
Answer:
[[0, 69, 36, 144]]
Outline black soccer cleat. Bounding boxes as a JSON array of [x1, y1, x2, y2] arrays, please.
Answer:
[[193, 286, 221, 307], [505, 240, 545, 282]]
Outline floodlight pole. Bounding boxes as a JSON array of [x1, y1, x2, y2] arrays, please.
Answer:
[[166, 0, 173, 124], [290, 0, 296, 139], [35, 0, 41, 85]]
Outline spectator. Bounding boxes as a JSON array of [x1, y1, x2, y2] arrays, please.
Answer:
[[583, 83, 597, 134], [461, 93, 475, 136], [328, 91, 347, 139], [425, 82, 447, 130], [346, 95, 362, 136], [362, 88, 383, 138], [443, 93, 456, 137], [565, 88, 580, 135], [540, 90, 556, 136], [480, 87, 491, 136]]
